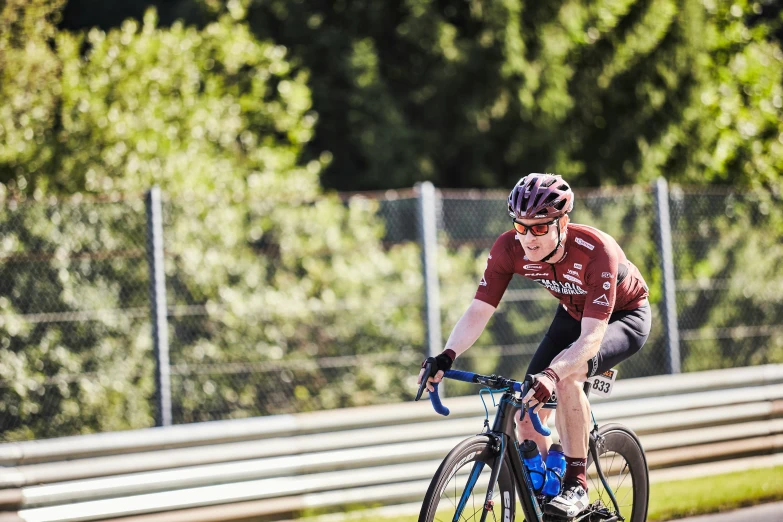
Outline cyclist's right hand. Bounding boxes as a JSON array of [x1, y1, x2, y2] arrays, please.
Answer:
[[417, 349, 456, 393]]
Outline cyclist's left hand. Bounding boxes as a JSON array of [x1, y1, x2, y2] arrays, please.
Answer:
[[523, 372, 556, 413]]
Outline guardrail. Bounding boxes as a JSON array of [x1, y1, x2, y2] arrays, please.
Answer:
[[1, 364, 782, 522]]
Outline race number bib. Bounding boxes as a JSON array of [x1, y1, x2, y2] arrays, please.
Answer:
[[587, 368, 618, 398]]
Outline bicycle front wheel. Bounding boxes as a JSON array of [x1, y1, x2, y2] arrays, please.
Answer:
[[586, 423, 649, 522], [419, 435, 517, 522]]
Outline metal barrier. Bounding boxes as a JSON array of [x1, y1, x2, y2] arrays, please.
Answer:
[[1, 365, 782, 522]]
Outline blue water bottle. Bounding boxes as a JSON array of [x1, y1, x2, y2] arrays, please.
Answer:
[[542, 443, 566, 497], [519, 440, 546, 493]]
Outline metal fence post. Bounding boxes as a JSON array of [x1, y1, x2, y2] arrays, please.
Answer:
[[145, 186, 172, 426], [654, 178, 681, 374], [417, 181, 443, 363]]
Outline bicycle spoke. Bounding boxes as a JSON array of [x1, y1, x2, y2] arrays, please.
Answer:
[[589, 469, 604, 500], [588, 448, 637, 519], [471, 485, 476, 522], [436, 478, 457, 522], [457, 477, 471, 522], [614, 460, 629, 492], [433, 462, 505, 522], [615, 464, 633, 506]]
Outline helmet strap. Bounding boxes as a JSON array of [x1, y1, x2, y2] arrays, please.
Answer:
[[539, 219, 565, 263]]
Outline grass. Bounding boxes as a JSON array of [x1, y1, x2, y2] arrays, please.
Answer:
[[647, 465, 783, 521], [298, 465, 783, 522]]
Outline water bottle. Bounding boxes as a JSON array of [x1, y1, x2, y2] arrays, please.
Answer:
[[519, 440, 546, 493], [542, 443, 566, 497]]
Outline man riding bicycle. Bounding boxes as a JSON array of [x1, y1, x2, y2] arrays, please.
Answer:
[[418, 173, 651, 519]]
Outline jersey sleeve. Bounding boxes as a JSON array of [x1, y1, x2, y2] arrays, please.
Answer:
[[474, 233, 515, 308], [583, 243, 620, 320]]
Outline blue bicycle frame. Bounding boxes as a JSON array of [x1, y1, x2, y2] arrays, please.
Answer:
[[418, 368, 623, 522]]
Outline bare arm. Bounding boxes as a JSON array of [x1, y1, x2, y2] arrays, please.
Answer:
[[549, 317, 608, 381], [418, 299, 495, 390], [444, 298, 496, 357]]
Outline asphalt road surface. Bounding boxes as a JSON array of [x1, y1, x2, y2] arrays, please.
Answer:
[[675, 501, 783, 522]]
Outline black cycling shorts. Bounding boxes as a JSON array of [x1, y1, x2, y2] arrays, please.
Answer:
[[526, 302, 652, 379]]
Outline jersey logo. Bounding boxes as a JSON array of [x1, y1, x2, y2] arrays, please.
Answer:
[[593, 294, 610, 306], [523, 264, 542, 270], [602, 272, 612, 278], [575, 238, 595, 251], [535, 279, 587, 295], [479, 276, 488, 287], [568, 269, 579, 276], [603, 282, 611, 290], [488, 254, 493, 260], [574, 263, 582, 269], [563, 274, 583, 285]]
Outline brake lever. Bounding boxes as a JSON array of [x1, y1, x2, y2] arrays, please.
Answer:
[[522, 374, 552, 436], [415, 359, 434, 401]]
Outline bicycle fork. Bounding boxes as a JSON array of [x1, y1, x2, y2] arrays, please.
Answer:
[[451, 438, 505, 522], [453, 461, 485, 522], [480, 441, 505, 522]]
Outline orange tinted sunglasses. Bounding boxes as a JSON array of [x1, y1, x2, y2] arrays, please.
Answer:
[[512, 217, 558, 236]]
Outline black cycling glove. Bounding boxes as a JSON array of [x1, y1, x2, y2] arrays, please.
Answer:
[[421, 349, 456, 377]]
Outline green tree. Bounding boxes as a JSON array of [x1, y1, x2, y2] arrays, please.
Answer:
[[54, 0, 783, 192], [171, 0, 782, 192], [1, 6, 480, 439], [0, 0, 65, 187]]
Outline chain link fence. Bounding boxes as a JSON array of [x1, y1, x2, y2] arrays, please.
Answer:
[[1, 182, 781, 441], [0, 195, 154, 441]]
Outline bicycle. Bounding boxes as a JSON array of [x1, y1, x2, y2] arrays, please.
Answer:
[[415, 366, 649, 522]]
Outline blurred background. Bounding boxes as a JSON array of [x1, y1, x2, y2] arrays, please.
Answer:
[[0, 0, 782, 442], [2, 2, 783, 521]]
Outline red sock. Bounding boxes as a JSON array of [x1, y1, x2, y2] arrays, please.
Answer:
[[565, 456, 588, 491]]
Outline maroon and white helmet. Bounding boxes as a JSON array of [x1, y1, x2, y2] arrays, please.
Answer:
[[507, 173, 574, 220]]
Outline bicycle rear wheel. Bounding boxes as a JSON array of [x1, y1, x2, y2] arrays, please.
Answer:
[[419, 435, 517, 522], [585, 423, 649, 522]]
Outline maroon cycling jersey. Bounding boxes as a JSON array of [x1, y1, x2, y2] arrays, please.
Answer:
[[475, 223, 649, 321]]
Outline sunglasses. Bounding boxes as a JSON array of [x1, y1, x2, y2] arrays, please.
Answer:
[[512, 217, 559, 236]]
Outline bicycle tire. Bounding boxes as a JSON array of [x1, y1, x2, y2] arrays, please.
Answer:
[[586, 423, 649, 522], [419, 435, 517, 522]]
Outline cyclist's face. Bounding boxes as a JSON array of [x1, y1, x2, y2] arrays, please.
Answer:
[[515, 215, 568, 261]]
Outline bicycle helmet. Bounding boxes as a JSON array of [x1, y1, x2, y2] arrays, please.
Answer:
[[508, 173, 574, 262], [507, 173, 574, 220]]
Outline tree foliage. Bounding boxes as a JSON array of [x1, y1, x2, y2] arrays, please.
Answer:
[[48, 1, 783, 191], [125, 0, 783, 192], [1, 0, 781, 441], [0, 3, 478, 439]]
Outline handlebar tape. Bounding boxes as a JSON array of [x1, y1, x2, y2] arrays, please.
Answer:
[[428, 382, 449, 416], [444, 370, 477, 383], [525, 407, 551, 436], [428, 370, 550, 436]]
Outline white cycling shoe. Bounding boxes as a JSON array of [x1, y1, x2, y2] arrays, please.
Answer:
[[544, 481, 589, 519]]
